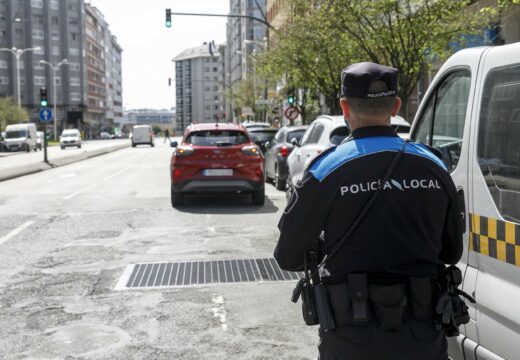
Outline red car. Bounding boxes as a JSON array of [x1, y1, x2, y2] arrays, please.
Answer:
[[170, 123, 265, 206]]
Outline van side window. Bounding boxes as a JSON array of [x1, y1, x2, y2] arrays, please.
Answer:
[[413, 71, 471, 172], [478, 64, 520, 223]]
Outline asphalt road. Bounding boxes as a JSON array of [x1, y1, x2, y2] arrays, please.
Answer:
[[0, 141, 317, 359], [0, 139, 129, 172]]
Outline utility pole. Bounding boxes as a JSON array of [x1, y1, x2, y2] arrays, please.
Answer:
[[0, 47, 41, 107]]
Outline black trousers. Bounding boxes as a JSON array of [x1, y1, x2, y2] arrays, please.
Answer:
[[318, 320, 448, 360]]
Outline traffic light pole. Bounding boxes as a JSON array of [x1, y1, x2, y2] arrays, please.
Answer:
[[43, 122, 48, 163]]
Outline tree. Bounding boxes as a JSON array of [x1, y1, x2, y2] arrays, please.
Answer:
[[0, 97, 29, 132], [260, 0, 519, 120]]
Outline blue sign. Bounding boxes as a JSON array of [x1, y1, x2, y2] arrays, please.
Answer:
[[39, 108, 52, 122]]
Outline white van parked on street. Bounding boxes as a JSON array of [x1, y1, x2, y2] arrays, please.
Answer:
[[131, 125, 154, 147], [60, 129, 81, 149], [3, 123, 37, 152], [410, 42, 520, 360]]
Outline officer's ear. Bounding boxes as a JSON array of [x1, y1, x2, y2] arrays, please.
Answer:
[[340, 98, 350, 119], [391, 97, 402, 116]]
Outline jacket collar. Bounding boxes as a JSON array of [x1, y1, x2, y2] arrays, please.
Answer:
[[351, 125, 398, 139]]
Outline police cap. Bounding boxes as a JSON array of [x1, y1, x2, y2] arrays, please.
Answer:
[[340, 62, 398, 98]]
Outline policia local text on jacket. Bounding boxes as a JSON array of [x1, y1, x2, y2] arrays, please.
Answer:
[[275, 126, 463, 359]]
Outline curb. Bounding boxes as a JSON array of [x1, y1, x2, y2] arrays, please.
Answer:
[[0, 143, 130, 182]]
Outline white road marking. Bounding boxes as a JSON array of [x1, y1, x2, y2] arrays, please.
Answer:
[[0, 220, 35, 246], [63, 165, 134, 200]]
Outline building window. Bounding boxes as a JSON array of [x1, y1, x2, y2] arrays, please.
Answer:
[[69, 18, 79, 25], [32, 29, 44, 39], [34, 47, 44, 55], [70, 32, 79, 41], [32, 15, 44, 24], [69, 63, 80, 71], [51, 31, 59, 40], [31, 0, 43, 8], [69, 48, 80, 56], [33, 61, 44, 69], [0, 60, 7, 69], [70, 93, 81, 101], [54, 77, 61, 86], [0, 77, 9, 85], [70, 77, 80, 86], [50, 0, 59, 10], [52, 46, 60, 56], [34, 76, 46, 86]]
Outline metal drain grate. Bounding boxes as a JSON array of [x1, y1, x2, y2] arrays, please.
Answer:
[[119, 258, 300, 289]]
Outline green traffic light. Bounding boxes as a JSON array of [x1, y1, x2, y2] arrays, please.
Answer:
[[40, 100, 48, 107], [166, 20, 172, 28], [288, 95, 295, 105]]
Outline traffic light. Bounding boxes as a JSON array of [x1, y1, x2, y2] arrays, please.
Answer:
[[40, 87, 48, 107], [288, 94, 295, 105], [165, 9, 172, 28]]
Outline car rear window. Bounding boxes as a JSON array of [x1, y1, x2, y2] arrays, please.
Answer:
[[248, 130, 277, 143], [186, 130, 249, 146], [287, 130, 306, 143]]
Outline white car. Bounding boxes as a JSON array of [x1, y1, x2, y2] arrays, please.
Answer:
[[36, 131, 44, 150], [60, 129, 82, 149], [131, 125, 154, 147]]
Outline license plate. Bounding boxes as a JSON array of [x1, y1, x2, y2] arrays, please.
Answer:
[[203, 169, 233, 176]]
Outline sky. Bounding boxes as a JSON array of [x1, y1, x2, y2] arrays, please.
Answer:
[[88, 0, 230, 111]]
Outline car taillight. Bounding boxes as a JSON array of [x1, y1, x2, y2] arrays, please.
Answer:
[[279, 145, 289, 157], [241, 145, 261, 156], [173, 169, 181, 177], [175, 145, 194, 156]]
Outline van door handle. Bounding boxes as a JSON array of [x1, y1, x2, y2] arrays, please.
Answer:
[[457, 187, 466, 234]]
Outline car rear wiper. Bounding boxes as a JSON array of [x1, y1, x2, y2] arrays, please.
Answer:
[[215, 141, 233, 147]]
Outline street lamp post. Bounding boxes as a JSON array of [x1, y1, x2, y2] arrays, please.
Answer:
[[0, 47, 41, 107], [40, 59, 68, 141]]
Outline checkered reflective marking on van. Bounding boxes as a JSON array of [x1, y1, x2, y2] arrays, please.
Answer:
[[469, 213, 520, 266]]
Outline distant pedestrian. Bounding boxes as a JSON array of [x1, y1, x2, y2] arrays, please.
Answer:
[[164, 128, 171, 143]]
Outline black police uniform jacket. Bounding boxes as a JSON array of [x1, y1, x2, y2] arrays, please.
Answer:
[[274, 126, 463, 282]]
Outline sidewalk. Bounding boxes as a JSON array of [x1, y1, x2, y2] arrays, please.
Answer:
[[0, 141, 130, 182]]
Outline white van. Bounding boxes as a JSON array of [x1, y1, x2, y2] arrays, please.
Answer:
[[410, 42, 520, 360], [4, 123, 37, 152], [131, 125, 154, 147], [60, 129, 81, 149]]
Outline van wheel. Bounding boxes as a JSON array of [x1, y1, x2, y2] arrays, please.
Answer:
[[78, 145, 81, 149], [151, 143, 155, 147], [252, 188, 265, 206], [275, 165, 286, 191], [132, 143, 136, 147], [25, 144, 30, 152], [171, 187, 184, 207]]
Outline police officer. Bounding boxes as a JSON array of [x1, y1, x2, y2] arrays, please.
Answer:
[[274, 62, 463, 360]]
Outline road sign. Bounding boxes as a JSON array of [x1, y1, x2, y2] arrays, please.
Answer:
[[39, 108, 52, 123], [284, 106, 300, 121]]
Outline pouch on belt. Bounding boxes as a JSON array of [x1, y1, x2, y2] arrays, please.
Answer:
[[368, 283, 407, 331]]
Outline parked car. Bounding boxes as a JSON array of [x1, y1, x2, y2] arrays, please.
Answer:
[[60, 129, 81, 149], [287, 116, 350, 195], [36, 131, 44, 150], [99, 132, 112, 140], [131, 125, 154, 147], [242, 121, 271, 130], [169, 123, 265, 206], [409, 42, 520, 360], [391, 115, 411, 138], [3, 123, 37, 152], [247, 127, 278, 154], [264, 126, 308, 190]]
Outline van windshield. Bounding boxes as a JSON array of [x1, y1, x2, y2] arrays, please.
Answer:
[[6, 130, 26, 139], [62, 133, 77, 137], [186, 131, 249, 146]]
